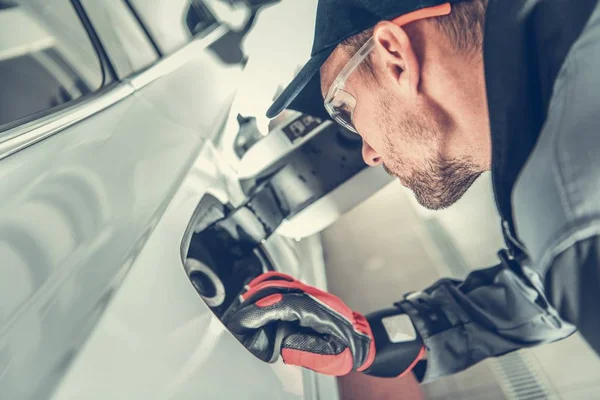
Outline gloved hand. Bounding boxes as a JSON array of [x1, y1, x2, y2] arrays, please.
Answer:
[[223, 272, 426, 377]]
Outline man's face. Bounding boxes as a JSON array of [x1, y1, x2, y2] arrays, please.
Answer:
[[358, 75, 481, 210], [320, 22, 488, 210]]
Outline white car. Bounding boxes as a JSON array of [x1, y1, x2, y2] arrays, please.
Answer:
[[0, 1, 390, 399]]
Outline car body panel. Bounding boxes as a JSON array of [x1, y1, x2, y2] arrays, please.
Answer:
[[0, 2, 340, 398], [0, 33, 246, 398], [49, 143, 337, 400]]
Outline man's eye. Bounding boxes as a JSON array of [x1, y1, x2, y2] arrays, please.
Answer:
[[338, 101, 351, 112], [336, 108, 352, 121], [337, 101, 352, 114]]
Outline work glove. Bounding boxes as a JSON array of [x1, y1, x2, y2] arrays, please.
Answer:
[[222, 272, 426, 378]]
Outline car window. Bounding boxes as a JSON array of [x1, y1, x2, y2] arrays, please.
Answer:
[[128, 0, 219, 55], [80, 0, 158, 78], [0, 0, 104, 131]]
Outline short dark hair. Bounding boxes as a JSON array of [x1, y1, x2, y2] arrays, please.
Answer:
[[430, 0, 488, 53], [341, 0, 488, 73]]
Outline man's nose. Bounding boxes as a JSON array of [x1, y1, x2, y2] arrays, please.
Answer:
[[362, 140, 382, 166]]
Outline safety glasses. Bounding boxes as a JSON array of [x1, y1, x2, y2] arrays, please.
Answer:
[[324, 3, 452, 133]]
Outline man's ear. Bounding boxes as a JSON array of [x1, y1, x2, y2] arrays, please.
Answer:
[[372, 22, 420, 95]]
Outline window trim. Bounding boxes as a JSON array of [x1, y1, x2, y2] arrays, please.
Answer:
[[0, 24, 229, 161], [70, 0, 116, 84], [127, 23, 227, 89], [187, 0, 220, 38], [0, 0, 113, 133], [0, 82, 133, 161], [79, 0, 161, 80], [125, 0, 224, 57], [122, 0, 163, 58]]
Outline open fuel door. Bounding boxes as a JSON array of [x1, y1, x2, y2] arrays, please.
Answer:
[[233, 111, 393, 239], [180, 111, 392, 321]]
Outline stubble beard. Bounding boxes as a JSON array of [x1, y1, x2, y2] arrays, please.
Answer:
[[379, 106, 482, 210]]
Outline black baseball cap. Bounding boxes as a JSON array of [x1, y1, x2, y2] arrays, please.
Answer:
[[266, 0, 464, 120]]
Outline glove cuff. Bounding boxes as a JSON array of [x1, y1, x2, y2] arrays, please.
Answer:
[[363, 307, 425, 378], [354, 312, 377, 372]]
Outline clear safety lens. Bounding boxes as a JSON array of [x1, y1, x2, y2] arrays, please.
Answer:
[[323, 37, 376, 133], [325, 89, 358, 132]]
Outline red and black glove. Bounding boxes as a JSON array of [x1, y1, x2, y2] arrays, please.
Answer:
[[223, 272, 425, 378]]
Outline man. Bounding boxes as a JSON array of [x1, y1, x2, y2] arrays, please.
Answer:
[[223, 0, 600, 382]]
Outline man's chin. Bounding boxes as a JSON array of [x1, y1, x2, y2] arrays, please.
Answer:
[[409, 175, 481, 210], [383, 156, 482, 210], [412, 191, 455, 211], [383, 163, 481, 209]]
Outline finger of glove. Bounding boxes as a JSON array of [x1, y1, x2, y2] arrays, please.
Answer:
[[226, 293, 354, 349], [241, 279, 306, 304], [237, 324, 281, 363], [281, 333, 353, 376], [240, 281, 359, 333], [228, 294, 374, 372], [222, 273, 298, 324], [223, 285, 304, 327], [246, 272, 296, 289]]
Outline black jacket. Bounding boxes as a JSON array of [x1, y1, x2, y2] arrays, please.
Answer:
[[485, 0, 598, 259], [398, 0, 600, 381]]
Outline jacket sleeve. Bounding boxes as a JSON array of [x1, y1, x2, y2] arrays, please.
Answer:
[[544, 235, 600, 356], [397, 251, 576, 382]]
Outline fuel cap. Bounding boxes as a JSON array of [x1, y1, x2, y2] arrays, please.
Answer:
[[185, 258, 226, 308]]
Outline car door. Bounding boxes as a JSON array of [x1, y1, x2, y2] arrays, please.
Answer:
[[0, 1, 242, 398]]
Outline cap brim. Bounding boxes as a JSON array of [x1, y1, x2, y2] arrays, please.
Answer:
[[266, 48, 334, 120]]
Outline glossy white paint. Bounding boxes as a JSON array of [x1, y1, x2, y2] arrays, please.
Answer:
[[0, 27, 337, 398], [0, 1, 353, 398], [0, 52, 224, 398], [48, 143, 337, 400]]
